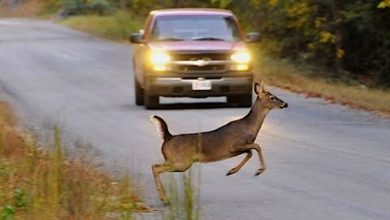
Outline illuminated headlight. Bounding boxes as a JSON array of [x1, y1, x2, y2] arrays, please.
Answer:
[[231, 51, 251, 63], [230, 51, 251, 71], [230, 50, 251, 71], [150, 50, 171, 71]]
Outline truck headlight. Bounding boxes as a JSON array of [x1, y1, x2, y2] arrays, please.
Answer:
[[150, 50, 171, 71], [231, 51, 251, 63], [231, 51, 251, 71]]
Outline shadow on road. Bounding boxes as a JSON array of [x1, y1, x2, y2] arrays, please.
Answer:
[[123, 102, 250, 111], [154, 102, 250, 110]]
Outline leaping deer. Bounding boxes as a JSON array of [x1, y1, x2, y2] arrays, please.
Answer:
[[151, 82, 288, 203]]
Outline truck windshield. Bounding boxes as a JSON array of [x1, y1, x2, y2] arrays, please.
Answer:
[[151, 15, 240, 41]]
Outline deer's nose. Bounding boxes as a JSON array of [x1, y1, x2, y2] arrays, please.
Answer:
[[280, 102, 288, 109]]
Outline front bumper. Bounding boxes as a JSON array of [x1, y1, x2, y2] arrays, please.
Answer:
[[145, 74, 253, 97]]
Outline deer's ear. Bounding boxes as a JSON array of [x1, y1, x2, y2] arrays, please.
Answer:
[[254, 81, 266, 95], [254, 82, 261, 95], [260, 81, 266, 93]]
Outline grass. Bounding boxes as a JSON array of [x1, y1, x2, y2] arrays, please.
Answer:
[[0, 101, 146, 219], [61, 11, 142, 41], [164, 167, 201, 220], [254, 50, 390, 116]]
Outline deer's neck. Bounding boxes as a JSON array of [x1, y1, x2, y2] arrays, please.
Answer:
[[244, 100, 269, 135]]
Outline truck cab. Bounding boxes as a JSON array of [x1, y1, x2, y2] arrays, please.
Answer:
[[130, 9, 260, 109]]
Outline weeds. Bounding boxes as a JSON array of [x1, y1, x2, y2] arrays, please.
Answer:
[[164, 166, 201, 220], [0, 102, 145, 219]]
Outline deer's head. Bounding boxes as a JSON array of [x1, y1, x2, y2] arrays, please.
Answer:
[[254, 82, 288, 110]]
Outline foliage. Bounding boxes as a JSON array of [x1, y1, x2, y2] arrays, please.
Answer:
[[60, 0, 113, 16], [223, 0, 390, 87], [378, 0, 390, 8]]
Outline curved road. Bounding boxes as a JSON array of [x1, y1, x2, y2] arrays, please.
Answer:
[[1, 19, 390, 220]]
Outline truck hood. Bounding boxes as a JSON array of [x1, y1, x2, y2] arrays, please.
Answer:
[[148, 41, 246, 52]]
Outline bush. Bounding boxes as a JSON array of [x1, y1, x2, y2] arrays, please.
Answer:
[[60, 0, 112, 17], [88, 0, 112, 15]]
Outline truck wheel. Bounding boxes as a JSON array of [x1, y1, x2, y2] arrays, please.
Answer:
[[144, 91, 159, 109], [227, 94, 252, 107], [135, 80, 144, 105]]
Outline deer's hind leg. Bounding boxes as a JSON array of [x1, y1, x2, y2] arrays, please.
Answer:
[[152, 163, 172, 204], [226, 150, 252, 176], [152, 161, 193, 204]]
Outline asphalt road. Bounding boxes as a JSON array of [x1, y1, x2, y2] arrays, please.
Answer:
[[1, 19, 390, 220]]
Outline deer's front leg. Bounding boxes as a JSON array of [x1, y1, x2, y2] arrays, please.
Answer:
[[232, 143, 266, 176], [226, 150, 252, 176], [252, 143, 266, 176]]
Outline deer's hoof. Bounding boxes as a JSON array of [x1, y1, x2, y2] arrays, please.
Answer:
[[254, 168, 265, 176], [226, 168, 238, 176]]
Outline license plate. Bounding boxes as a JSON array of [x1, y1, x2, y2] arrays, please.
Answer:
[[192, 79, 212, 90]]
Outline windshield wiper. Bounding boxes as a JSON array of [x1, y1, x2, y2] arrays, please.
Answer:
[[192, 37, 226, 41], [157, 37, 184, 41]]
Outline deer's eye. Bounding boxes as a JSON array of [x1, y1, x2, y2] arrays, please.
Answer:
[[270, 96, 276, 101]]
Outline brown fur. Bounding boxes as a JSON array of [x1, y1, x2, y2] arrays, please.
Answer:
[[151, 82, 288, 203]]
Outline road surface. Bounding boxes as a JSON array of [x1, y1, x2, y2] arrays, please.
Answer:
[[1, 19, 390, 220]]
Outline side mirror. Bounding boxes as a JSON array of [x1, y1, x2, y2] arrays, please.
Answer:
[[245, 32, 261, 43], [129, 33, 144, 44]]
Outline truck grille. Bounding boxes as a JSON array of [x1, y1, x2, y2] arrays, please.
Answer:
[[170, 52, 231, 74], [175, 64, 226, 72], [172, 53, 230, 61]]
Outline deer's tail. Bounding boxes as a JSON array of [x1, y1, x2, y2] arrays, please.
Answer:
[[150, 115, 172, 140]]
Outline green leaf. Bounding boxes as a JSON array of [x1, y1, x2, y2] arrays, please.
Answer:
[[1, 205, 15, 220], [378, 0, 390, 8]]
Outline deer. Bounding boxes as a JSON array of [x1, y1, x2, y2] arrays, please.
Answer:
[[151, 82, 288, 204]]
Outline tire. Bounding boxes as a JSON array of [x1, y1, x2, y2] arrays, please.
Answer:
[[227, 93, 252, 107], [134, 80, 144, 105], [144, 90, 159, 109]]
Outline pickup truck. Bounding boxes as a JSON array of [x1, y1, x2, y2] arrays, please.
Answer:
[[130, 8, 260, 109]]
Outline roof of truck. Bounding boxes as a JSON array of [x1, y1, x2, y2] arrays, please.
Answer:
[[150, 8, 234, 16]]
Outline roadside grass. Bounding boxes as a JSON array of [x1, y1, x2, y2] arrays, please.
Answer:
[[61, 11, 142, 41], [164, 167, 201, 220], [62, 12, 390, 116], [254, 50, 390, 116], [0, 101, 146, 219]]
